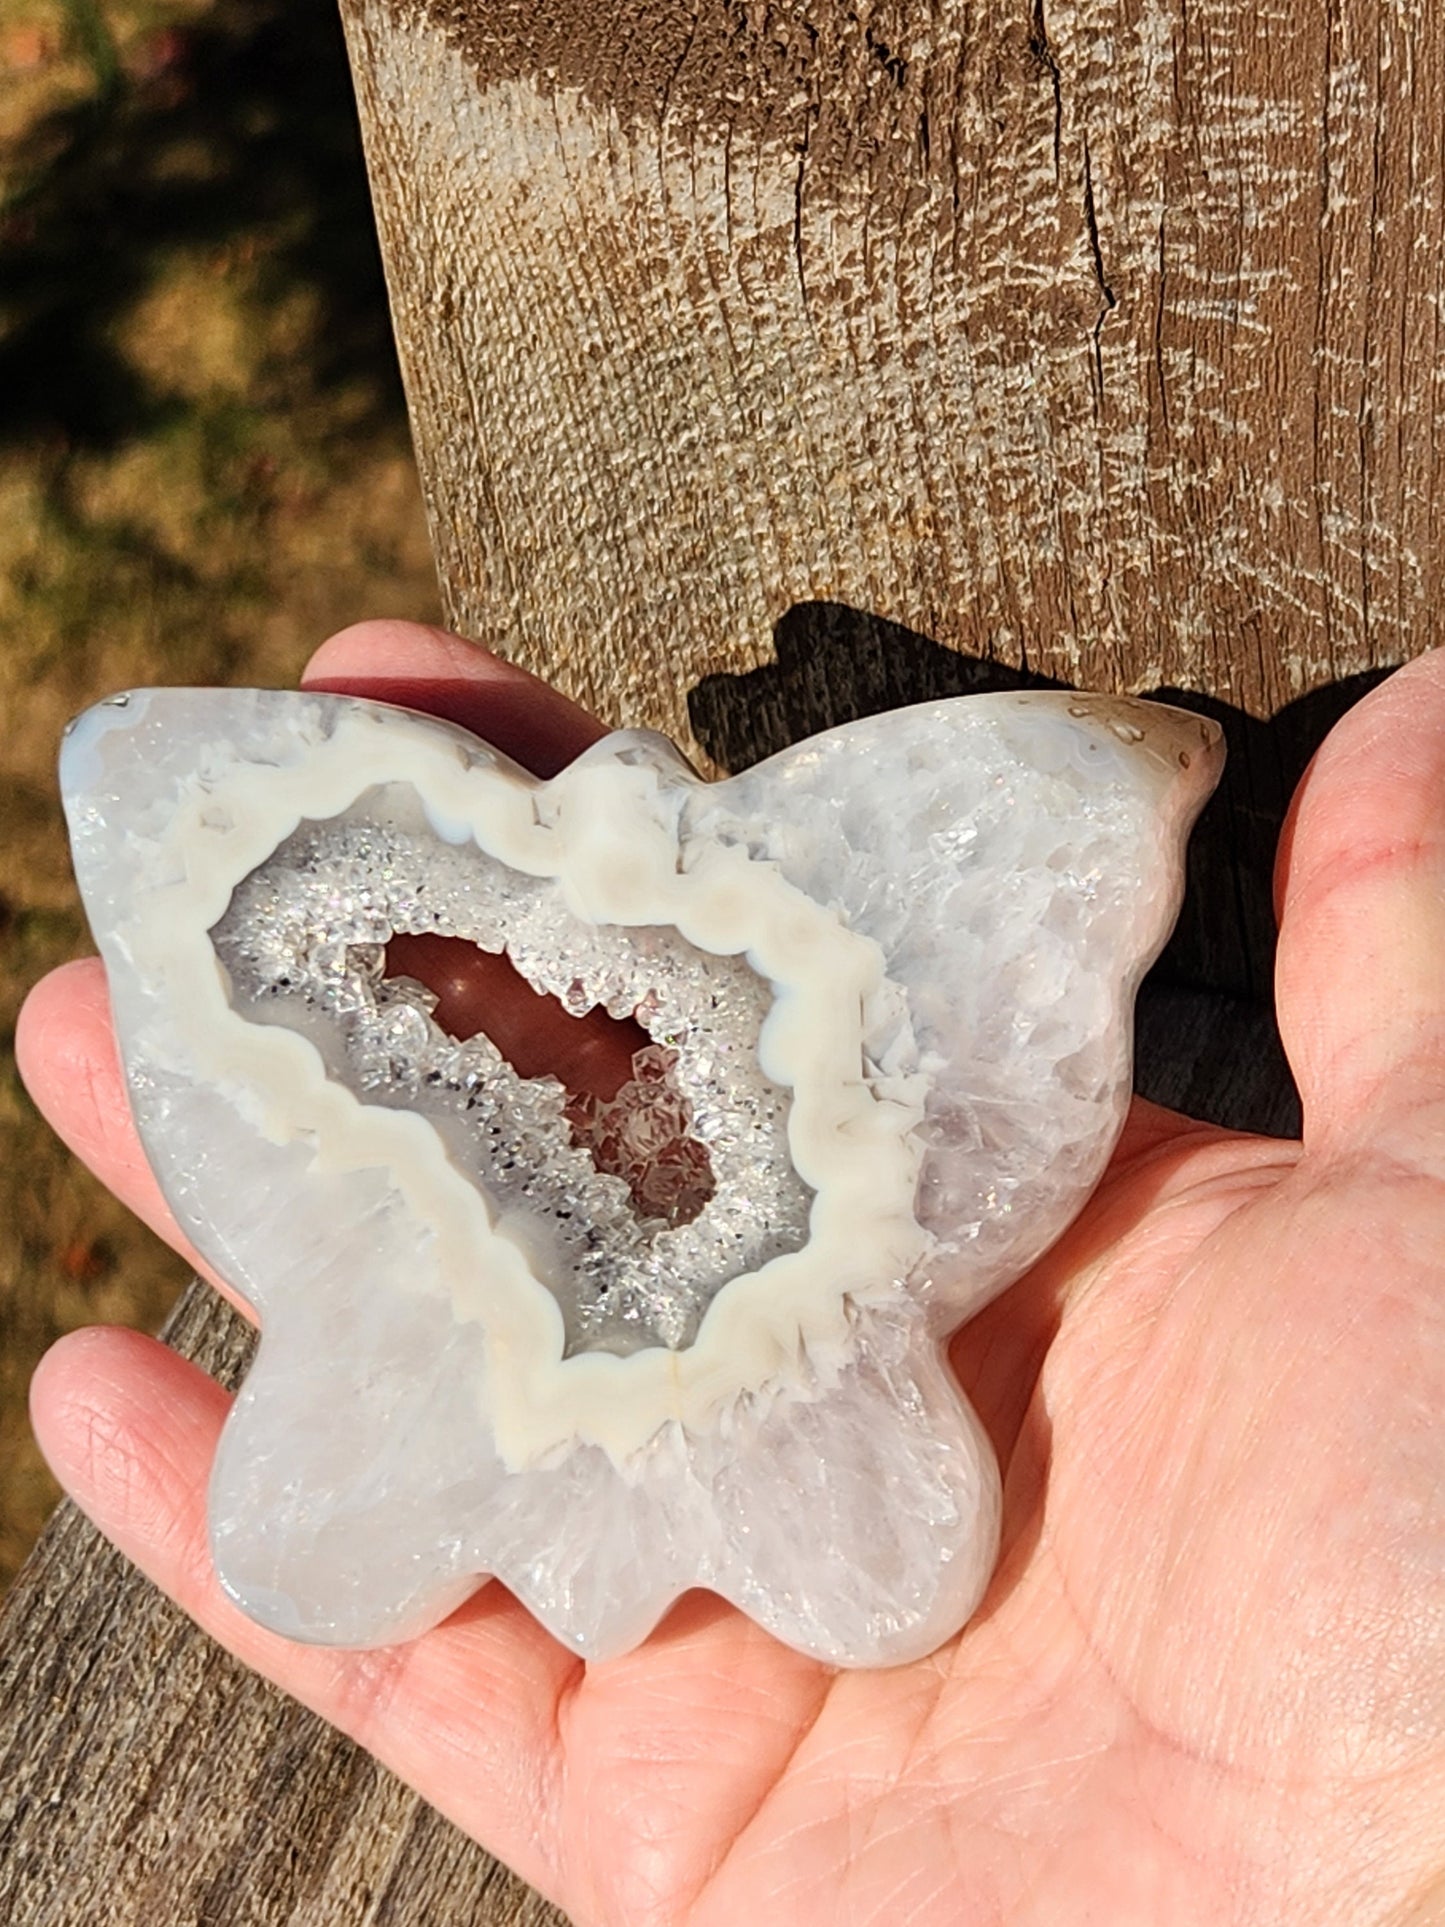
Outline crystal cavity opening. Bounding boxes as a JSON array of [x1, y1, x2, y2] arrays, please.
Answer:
[[206, 794, 813, 1356], [383, 933, 716, 1229]]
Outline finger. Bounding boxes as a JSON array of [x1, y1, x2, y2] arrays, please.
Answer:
[[1112, 1092, 1207, 1164], [1274, 652, 1445, 1143], [30, 1326, 583, 1909], [300, 621, 607, 775], [15, 958, 252, 1314]]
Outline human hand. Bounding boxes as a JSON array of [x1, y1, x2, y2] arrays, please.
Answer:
[[19, 624, 1445, 1926]]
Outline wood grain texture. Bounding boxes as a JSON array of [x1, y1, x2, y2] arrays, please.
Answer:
[[341, 0, 1442, 998], [346, 0, 1442, 740], [0, 0, 1430, 1918]]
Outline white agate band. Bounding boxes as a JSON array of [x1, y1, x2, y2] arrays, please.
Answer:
[[69, 693, 926, 1461]]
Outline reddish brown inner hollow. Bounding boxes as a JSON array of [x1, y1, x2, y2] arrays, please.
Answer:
[[385, 933, 648, 1100], [383, 933, 716, 1227]]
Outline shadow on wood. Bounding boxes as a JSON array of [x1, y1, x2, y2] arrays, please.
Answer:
[[689, 600, 1393, 1014]]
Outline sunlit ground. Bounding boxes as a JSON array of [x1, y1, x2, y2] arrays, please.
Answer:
[[0, 0, 440, 1586]]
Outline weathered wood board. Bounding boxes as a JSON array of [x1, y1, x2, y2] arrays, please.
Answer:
[[344, 0, 1442, 736]]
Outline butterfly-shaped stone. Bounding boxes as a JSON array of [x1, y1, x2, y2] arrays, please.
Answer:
[[62, 686, 1220, 1665]]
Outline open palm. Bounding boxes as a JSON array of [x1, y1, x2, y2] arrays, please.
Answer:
[[20, 624, 1445, 1926]]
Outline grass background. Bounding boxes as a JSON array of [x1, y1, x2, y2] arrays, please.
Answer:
[[0, 0, 440, 1587]]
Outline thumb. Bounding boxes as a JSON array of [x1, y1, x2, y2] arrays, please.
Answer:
[[1274, 651, 1445, 1150]]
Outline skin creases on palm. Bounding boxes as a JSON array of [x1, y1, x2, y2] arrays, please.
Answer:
[[18, 624, 1445, 1927]]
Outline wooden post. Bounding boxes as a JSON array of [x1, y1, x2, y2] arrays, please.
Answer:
[[0, 0, 1437, 1918], [344, 0, 1442, 737]]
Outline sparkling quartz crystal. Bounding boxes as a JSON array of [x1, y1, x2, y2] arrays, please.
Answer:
[[61, 685, 1222, 1666]]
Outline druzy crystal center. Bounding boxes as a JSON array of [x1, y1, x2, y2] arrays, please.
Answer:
[[377, 936, 717, 1230], [210, 789, 809, 1356]]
